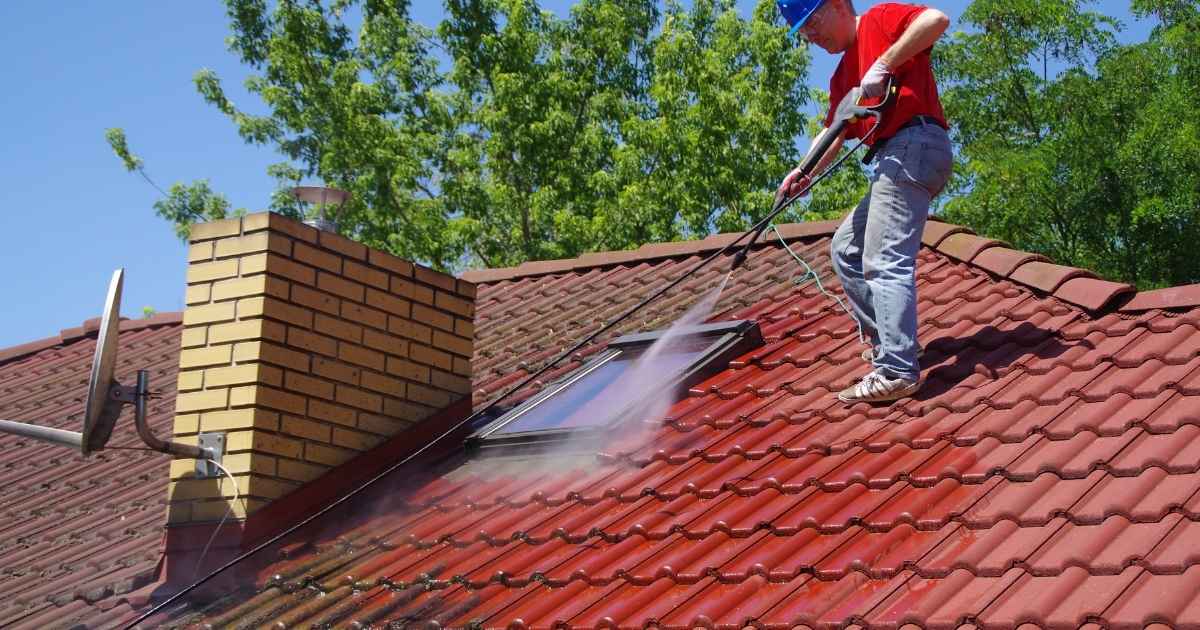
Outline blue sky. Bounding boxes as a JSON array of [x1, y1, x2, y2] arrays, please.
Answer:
[[0, 1, 1147, 349]]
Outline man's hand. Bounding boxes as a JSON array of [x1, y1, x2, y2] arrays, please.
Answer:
[[860, 59, 891, 98], [776, 167, 813, 204]]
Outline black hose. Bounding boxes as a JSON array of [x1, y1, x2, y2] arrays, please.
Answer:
[[124, 104, 888, 630]]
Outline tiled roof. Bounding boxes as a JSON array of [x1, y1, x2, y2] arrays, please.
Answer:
[[0, 313, 183, 629], [2, 220, 1198, 628], [121, 222, 1200, 628]]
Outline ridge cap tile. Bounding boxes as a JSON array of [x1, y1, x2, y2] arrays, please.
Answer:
[[1121, 283, 1200, 312], [972, 246, 1052, 278], [936, 232, 1007, 263], [1008, 260, 1096, 294], [921, 221, 973, 248]]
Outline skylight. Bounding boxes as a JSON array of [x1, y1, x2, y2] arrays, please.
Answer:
[[470, 320, 763, 453]]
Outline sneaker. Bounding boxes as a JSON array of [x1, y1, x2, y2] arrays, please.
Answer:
[[838, 370, 922, 404], [861, 345, 926, 363]]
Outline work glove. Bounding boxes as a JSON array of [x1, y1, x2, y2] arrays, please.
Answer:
[[860, 58, 892, 98], [776, 167, 813, 205]]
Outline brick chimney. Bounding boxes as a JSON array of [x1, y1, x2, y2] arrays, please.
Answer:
[[167, 212, 474, 525]]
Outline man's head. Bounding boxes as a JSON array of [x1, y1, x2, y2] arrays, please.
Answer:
[[777, 0, 857, 53]]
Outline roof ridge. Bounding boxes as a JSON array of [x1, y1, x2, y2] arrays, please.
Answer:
[[460, 218, 1200, 314], [0, 311, 183, 367]]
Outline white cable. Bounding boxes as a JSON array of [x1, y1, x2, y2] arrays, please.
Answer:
[[769, 223, 868, 347], [191, 459, 245, 581]]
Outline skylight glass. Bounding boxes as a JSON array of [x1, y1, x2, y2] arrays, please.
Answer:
[[471, 320, 763, 451]]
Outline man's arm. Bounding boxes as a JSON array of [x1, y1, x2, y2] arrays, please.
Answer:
[[776, 127, 847, 202], [878, 8, 950, 70]]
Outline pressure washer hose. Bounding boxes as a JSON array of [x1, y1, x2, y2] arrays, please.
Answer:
[[123, 89, 893, 630]]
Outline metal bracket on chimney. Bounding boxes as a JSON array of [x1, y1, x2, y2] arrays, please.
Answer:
[[195, 432, 226, 478]]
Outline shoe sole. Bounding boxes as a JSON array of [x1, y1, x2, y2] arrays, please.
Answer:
[[838, 380, 923, 404]]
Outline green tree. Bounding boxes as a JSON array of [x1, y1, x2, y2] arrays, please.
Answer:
[[936, 0, 1200, 288], [110, 0, 814, 270]]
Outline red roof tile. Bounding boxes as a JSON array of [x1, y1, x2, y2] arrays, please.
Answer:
[[5, 221, 1200, 628]]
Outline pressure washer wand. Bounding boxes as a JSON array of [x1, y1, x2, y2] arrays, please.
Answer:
[[730, 79, 898, 271]]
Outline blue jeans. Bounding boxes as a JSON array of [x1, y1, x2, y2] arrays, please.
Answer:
[[830, 120, 953, 381]]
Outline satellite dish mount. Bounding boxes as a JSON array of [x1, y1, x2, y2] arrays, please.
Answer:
[[0, 269, 221, 473]]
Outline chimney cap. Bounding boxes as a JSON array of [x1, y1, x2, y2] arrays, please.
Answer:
[[291, 186, 350, 233]]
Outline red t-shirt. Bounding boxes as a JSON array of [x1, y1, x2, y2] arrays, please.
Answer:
[[824, 2, 947, 144]]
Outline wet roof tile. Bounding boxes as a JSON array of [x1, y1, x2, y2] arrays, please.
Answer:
[[6, 221, 1200, 627]]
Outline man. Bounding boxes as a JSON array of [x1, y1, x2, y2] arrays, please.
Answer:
[[776, 0, 952, 403]]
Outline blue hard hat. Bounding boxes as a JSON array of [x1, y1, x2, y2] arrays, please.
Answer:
[[777, 0, 825, 37]]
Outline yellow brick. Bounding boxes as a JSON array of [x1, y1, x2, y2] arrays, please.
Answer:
[[409, 344, 452, 371], [169, 478, 224, 501], [335, 385, 382, 413], [243, 211, 317, 243], [363, 328, 407, 359], [205, 363, 283, 388], [361, 370, 404, 397], [225, 429, 304, 459], [239, 296, 314, 328], [414, 265, 457, 292], [389, 276, 415, 299], [344, 260, 389, 290], [185, 284, 211, 305], [431, 369, 472, 395], [432, 330, 473, 359], [412, 304, 454, 332], [365, 288, 411, 318], [214, 231, 291, 258], [229, 385, 307, 415], [180, 345, 233, 369], [169, 458, 199, 480], [454, 318, 475, 339], [368, 249, 413, 277], [319, 231, 367, 260], [314, 313, 362, 344], [200, 407, 279, 432], [215, 451, 277, 477], [290, 284, 340, 316], [340, 301, 387, 331], [407, 383, 452, 408], [411, 281, 435, 306], [308, 399, 357, 427], [338, 343, 385, 371], [318, 271, 365, 303], [190, 497, 268, 520], [358, 413, 410, 436], [293, 242, 342, 273], [167, 502, 193, 524], [173, 413, 200, 435], [244, 475, 297, 500], [453, 356, 471, 377], [388, 317, 432, 345], [456, 279, 477, 299], [305, 442, 354, 467], [435, 291, 474, 318], [312, 356, 360, 385], [177, 370, 204, 392], [187, 259, 240, 283], [241, 252, 316, 286], [181, 326, 207, 348], [208, 319, 286, 345], [212, 275, 289, 302], [287, 326, 338, 357], [285, 371, 335, 401], [383, 398, 430, 422], [175, 388, 229, 413], [331, 427, 382, 451], [385, 357, 430, 383], [237, 341, 311, 372], [183, 302, 236, 326], [281, 415, 332, 442], [189, 217, 242, 241], [276, 458, 328, 483], [188, 241, 214, 262]]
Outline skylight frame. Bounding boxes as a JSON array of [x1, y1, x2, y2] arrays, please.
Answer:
[[468, 320, 763, 455]]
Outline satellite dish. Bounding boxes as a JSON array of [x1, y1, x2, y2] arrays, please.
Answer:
[[82, 269, 124, 455], [0, 269, 213, 463]]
